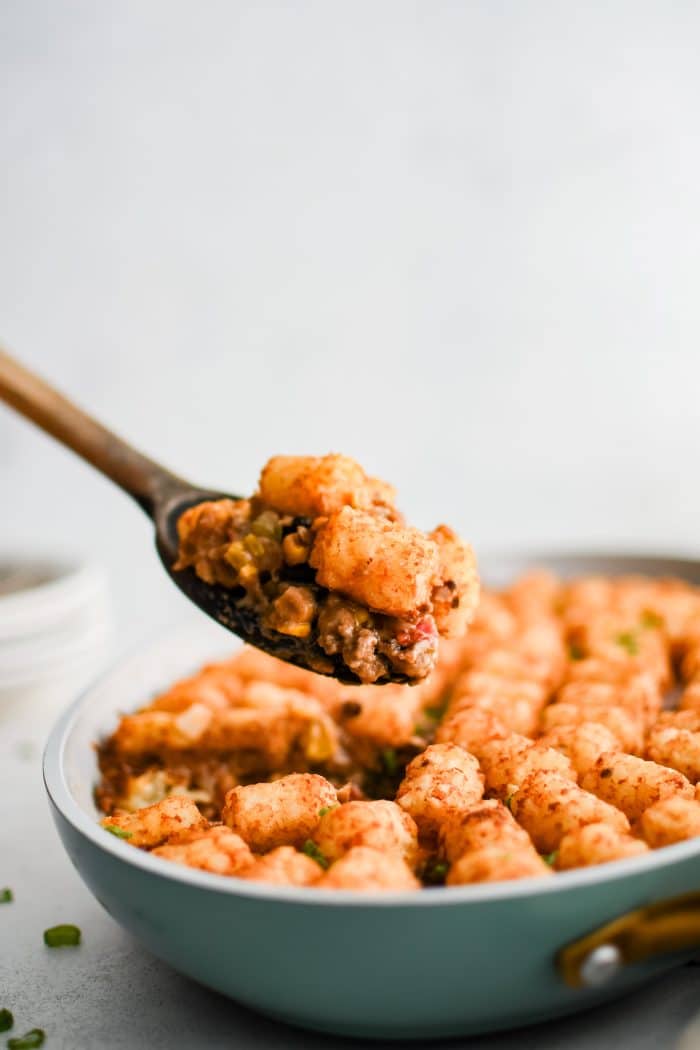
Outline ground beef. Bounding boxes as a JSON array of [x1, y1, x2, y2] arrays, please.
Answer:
[[316, 595, 439, 684]]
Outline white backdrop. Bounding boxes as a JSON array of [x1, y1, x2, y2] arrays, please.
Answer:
[[2, 1, 699, 642]]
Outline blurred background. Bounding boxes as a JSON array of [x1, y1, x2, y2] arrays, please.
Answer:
[[2, 1, 699, 645]]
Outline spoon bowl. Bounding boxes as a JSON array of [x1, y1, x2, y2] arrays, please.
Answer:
[[154, 486, 377, 684]]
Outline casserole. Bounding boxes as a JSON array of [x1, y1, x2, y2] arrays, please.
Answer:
[[43, 553, 700, 1039]]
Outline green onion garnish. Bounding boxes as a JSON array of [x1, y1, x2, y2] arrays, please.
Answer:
[[103, 825, 132, 839], [318, 806, 338, 818], [43, 924, 81, 948], [423, 704, 447, 722], [568, 642, 585, 661], [0, 1009, 13, 1033], [302, 840, 329, 870], [381, 748, 398, 776], [422, 859, 449, 885], [616, 631, 639, 655], [640, 610, 663, 630], [504, 794, 514, 812], [0, 888, 13, 903], [7, 1030, 45, 1049], [542, 850, 558, 866]]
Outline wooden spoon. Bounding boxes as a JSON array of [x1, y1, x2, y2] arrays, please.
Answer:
[[0, 349, 360, 680]]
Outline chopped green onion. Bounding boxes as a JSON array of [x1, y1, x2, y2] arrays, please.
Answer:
[[103, 825, 132, 839], [504, 794, 514, 812], [43, 924, 81, 948], [422, 859, 449, 885], [568, 642, 585, 661], [423, 704, 447, 722], [616, 631, 639, 655], [381, 748, 398, 776], [0, 888, 13, 903], [318, 806, 337, 818], [7, 1030, 45, 1049], [640, 610, 663, 630], [542, 850, 558, 867], [302, 840, 329, 870], [0, 1009, 13, 1032]]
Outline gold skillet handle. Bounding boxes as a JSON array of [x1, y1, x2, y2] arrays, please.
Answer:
[[558, 890, 700, 988]]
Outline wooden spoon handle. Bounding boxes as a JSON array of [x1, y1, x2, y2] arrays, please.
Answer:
[[0, 348, 186, 515]]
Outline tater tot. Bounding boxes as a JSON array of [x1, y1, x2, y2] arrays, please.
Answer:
[[453, 670, 547, 710], [642, 585, 700, 645], [240, 846, 323, 886], [512, 619, 567, 685], [479, 735, 574, 800], [511, 771, 630, 853], [557, 678, 661, 727], [435, 708, 509, 760], [428, 526, 480, 637], [320, 847, 420, 891], [555, 823, 648, 870], [222, 773, 338, 852], [505, 570, 561, 621], [310, 507, 440, 619], [580, 752, 693, 822], [337, 683, 424, 750], [113, 697, 337, 768], [684, 647, 700, 682], [538, 722, 621, 776], [258, 453, 398, 519], [641, 797, 700, 848], [152, 825, 253, 875], [654, 709, 700, 733], [679, 681, 700, 713], [439, 800, 531, 863], [396, 743, 484, 837], [232, 646, 343, 705], [539, 702, 643, 754], [476, 646, 562, 693], [101, 796, 206, 849], [446, 844, 552, 885], [314, 800, 419, 866], [149, 660, 245, 712], [583, 635, 670, 691], [448, 690, 541, 738], [647, 725, 700, 783]]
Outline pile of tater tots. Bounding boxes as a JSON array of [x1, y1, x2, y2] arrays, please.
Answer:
[[98, 571, 700, 891]]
